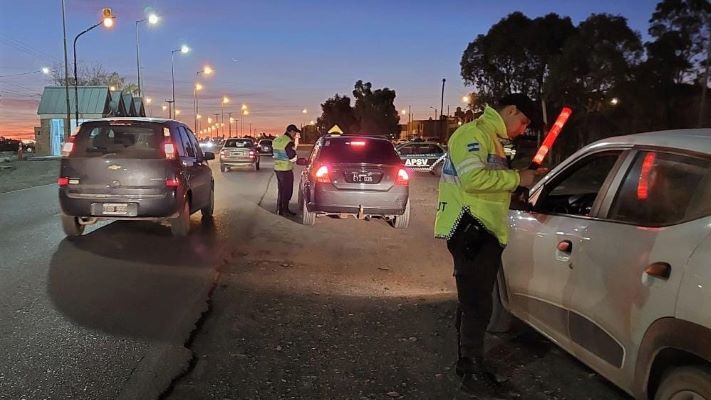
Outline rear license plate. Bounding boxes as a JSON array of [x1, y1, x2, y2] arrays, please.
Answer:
[[352, 173, 374, 183], [103, 203, 129, 215]]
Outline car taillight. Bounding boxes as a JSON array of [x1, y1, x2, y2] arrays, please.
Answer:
[[57, 177, 69, 187], [249, 150, 255, 157], [61, 142, 74, 157], [315, 165, 330, 183], [396, 168, 409, 185], [165, 177, 180, 188], [220, 150, 225, 158], [163, 142, 176, 160], [349, 140, 366, 147]]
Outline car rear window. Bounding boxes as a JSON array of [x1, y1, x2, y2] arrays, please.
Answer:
[[319, 138, 401, 164], [70, 122, 163, 158], [224, 139, 253, 148]]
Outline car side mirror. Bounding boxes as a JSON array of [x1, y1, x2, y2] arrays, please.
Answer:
[[510, 186, 532, 211], [203, 151, 215, 161], [296, 157, 309, 166]]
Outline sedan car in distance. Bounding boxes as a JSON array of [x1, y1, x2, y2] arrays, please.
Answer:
[[58, 118, 215, 237], [219, 138, 260, 171], [257, 138, 273, 156], [494, 129, 711, 400], [396, 141, 447, 175], [297, 135, 410, 228]]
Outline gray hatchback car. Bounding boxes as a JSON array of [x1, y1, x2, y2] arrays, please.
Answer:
[[296, 135, 410, 228], [58, 118, 215, 237]]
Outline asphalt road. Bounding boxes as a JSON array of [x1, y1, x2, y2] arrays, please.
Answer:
[[0, 155, 630, 399]]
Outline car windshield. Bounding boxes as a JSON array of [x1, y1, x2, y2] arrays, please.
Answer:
[[319, 137, 402, 164], [223, 139, 253, 148], [70, 122, 163, 158]]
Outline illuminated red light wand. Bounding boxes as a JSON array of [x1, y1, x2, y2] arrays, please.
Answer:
[[529, 107, 573, 169]]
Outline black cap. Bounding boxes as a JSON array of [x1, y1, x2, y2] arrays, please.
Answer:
[[498, 93, 541, 128], [286, 124, 301, 133]]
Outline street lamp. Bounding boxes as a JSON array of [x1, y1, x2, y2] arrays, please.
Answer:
[[135, 12, 159, 98], [170, 44, 190, 118], [610, 97, 620, 106], [41, 67, 50, 75], [74, 8, 115, 127], [194, 65, 213, 131], [221, 96, 230, 126]]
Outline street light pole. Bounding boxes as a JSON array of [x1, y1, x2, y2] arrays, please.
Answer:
[[61, 0, 71, 139], [73, 21, 103, 128], [135, 20, 143, 97], [169, 45, 189, 119], [214, 113, 220, 136], [228, 112, 233, 137]]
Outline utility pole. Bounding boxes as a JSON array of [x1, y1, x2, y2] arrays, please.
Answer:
[[61, 0, 71, 139], [699, 20, 711, 128]]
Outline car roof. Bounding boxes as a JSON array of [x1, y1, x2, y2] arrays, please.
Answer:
[[591, 129, 711, 154], [84, 117, 175, 124], [322, 134, 391, 142]]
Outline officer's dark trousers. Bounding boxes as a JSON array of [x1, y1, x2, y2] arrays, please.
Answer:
[[275, 170, 294, 213], [446, 215, 504, 363]]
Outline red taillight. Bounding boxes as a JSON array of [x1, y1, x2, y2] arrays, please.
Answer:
[[349, 140, 366, 147], [249, 150, 255, 157], [165, 177, 180, 188], [61, 142, 74, 157], [315, 165, 330, 183], [163, 142, 176, 160], [396, 168, 409, 185], [57, 177, 69, 187], [637, 152, 656, 200]]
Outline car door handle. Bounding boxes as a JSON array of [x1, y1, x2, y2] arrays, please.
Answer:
[[557, 240, 572, 253], [645, 262, 671, 280]]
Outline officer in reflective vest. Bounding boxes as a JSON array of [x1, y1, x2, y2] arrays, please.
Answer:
[[435, 94, 544, 396], [273, 124, 301, 216]]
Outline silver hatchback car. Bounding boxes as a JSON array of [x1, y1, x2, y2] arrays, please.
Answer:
[[494, 129, 711, 400], [297, 135, 410, 228]]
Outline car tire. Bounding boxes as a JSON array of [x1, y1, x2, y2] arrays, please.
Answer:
[[302, 195, 316, 226], [201, 184, 214, 219], [170, 198, 191, 236], [655, 366, 711, 400], [487, 276, 513, 333], [392, 200, 410, 229], [61, 215, 85, 237]]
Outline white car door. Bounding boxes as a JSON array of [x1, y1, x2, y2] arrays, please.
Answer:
[[563, 149, 711, 390], [503, 150, 625, 345]]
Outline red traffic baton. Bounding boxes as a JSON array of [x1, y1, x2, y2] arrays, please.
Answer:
[[529, 107, 573, 169]]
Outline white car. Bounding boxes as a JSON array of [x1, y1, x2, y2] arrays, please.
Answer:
[[494, 129, 711, 400]]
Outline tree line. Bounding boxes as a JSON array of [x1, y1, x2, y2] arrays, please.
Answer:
[[460, 0, 711, 161]]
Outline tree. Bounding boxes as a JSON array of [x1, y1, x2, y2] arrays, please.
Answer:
[[351, 80, 400, 135], [50, 62, 137, 94], [316, 94, 358, 134], [647, 0, 711, 85]]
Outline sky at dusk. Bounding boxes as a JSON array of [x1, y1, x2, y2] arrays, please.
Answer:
[[0, 0, 658, 138]]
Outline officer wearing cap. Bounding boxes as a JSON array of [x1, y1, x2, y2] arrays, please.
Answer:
[[434, 93, 544, 396], [273, 124, 301, 216]]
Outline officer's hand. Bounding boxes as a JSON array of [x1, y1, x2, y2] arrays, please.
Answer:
[[518, 169, 537, 188]]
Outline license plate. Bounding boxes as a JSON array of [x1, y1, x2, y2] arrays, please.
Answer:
[[102, 203, 129, 215], [405, 158, 429, 167], [352, 173, 374, 183]]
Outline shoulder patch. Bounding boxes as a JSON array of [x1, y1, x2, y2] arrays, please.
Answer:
[[466, 142, 480, 152]]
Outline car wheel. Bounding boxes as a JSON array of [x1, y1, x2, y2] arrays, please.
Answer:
[[61, 215, 84, 237], [220, 164, 227, 173], [392, 200, 410, 229], [170, 198, 191, 236], [655, 366, 711, 400], [201, 184, 214, 219], [302, 195, 316, 226]]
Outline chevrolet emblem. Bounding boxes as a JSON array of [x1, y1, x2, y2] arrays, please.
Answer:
[[108, 165, 121, 171]]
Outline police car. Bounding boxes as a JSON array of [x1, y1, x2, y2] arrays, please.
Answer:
[[395, 141, 447, 175]]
